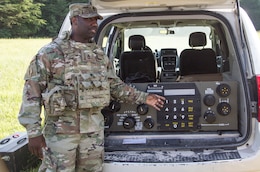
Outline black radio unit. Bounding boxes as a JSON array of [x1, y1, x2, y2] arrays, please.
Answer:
[[102, 81, 238, 133]]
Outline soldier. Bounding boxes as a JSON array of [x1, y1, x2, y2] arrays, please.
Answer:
[[18, 3, 165, 172]]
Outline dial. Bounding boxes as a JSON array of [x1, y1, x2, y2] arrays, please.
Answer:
[[204, 110, 216, 123], [101, 109, 114, 128], [143, 118, 154, 129], [123, 117, 136, 129], [137, 104, 149, 115], [108, 101, 121, 112], [203, 95, 216, 106]]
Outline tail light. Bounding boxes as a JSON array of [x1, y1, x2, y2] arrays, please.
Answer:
[[256, 75, 260, 121]]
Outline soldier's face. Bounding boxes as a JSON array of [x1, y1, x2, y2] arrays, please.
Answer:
[[76, 16, 98, 41]]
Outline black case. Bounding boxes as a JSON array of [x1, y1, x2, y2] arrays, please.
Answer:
[[0, 132, 41, 172]]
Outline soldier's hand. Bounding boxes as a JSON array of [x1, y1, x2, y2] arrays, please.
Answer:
[[28, 135, 46, 159], [146, 94, 165, 111]]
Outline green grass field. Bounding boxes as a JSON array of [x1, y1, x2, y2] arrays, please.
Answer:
[[0, 38, 51, 172], [0, 38, 51, 139]]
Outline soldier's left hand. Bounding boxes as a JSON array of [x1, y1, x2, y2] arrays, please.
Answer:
[[146, 94, 165, 111]]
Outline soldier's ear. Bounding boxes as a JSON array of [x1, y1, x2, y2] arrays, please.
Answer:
[[70, 16, 78, 26]]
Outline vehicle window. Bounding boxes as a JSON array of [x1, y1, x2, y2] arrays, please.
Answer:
[[99, 18, 229, 82], [124, 26, 212, 54]]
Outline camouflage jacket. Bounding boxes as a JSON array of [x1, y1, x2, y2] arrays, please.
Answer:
[[18, 38, 148, 138]]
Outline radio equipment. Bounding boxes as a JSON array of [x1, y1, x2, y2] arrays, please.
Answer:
[[102, 81, 238, 133]]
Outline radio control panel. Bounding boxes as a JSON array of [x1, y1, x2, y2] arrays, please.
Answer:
[[102, 81, 238, 133]]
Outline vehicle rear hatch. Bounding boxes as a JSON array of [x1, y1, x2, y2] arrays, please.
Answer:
[[92, 0, 237, 13], [91, 0, 254, 164]]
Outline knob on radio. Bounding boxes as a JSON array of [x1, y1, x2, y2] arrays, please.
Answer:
[[137, 104, 149, 115], [108, 101, 121, 112], [123, 117, 136, 129], [101, 108, 114, 128], [143, 118, 154, 129], [203, 95, 216, 107], [204, 110, 216, 123]]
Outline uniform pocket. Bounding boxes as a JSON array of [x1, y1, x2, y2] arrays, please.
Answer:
[[63, 90, 77, 111], [42, 89, 66, 116], [54, 116, 79, 134], [51, 91, 67, 115]]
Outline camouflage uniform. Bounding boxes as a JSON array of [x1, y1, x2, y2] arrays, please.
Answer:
[[18, 22, 148, 172]]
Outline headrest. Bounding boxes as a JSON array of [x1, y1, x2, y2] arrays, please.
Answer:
[[128, 35, 146, 50], [189, 32, 207, 47]]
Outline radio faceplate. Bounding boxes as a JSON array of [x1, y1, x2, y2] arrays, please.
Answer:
[[102, 81, 238, 133]]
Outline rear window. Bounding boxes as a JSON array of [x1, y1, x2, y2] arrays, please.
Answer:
[[124, 26, 212, 53]]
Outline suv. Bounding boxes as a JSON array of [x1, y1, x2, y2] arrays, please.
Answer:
[[59, 0, 260, 171]]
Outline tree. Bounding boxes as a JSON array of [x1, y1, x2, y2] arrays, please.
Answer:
[[0, 0, 46, 38], [240, 0, 260, 30], [35, 0, 88, 38]]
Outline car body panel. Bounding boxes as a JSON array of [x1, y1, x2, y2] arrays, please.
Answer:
[[92, 0, 236, 13]]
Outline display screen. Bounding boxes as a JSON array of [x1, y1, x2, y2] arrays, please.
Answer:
[[161, 49, 177, 56], [164, 89, 195, 96]]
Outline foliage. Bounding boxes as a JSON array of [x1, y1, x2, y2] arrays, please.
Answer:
[[34, 0, 88, 38], [0, 0, 88, 38], [0, 0, 46, 38], [240, 0, 260, 30]]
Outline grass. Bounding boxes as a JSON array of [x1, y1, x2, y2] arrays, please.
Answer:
[[0, 38, 51, 172], [0, 38, 51, 139]]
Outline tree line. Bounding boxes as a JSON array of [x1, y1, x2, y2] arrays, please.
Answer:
[[0, 0, 259, 38], [0, 0, 87, 38]]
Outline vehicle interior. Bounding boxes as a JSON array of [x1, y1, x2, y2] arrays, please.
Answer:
[[100, 18, 231, 80], [96, 12, 248, 156]]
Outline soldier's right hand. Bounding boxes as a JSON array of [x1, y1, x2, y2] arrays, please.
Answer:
[[146, 94, 165, 111], [28, 135, 46, 159]]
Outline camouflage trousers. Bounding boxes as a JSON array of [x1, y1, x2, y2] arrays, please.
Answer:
[[39, 130, 104, 172]]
